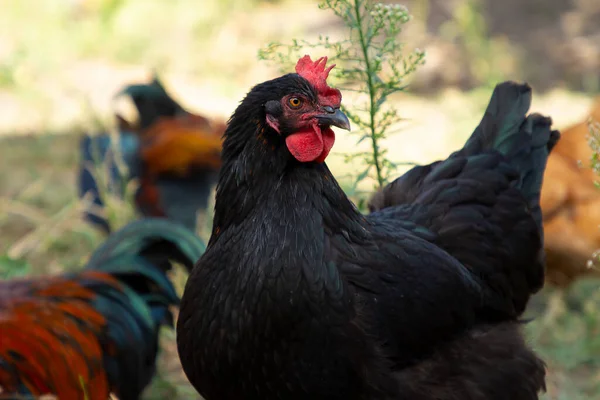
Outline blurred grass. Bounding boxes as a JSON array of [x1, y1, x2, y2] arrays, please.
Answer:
[[0, 133, 101, 274], [0, 0, 276, 80], [526, 281, 600, 400], [0, 0, 324, 134]]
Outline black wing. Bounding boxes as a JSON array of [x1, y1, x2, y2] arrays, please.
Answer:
[[368, 82, 559, 317]]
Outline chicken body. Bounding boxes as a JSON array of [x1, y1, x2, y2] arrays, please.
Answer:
[[540, 97, 600, 285], [0, 218, 205, 400], [78, 76, 224, 233], [177, 57, 558, 400]]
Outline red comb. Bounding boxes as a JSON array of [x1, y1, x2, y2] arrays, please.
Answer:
[[295, 55, 342, 107]]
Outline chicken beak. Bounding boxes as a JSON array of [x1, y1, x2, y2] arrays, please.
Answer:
[[317, 108, 351, 131]]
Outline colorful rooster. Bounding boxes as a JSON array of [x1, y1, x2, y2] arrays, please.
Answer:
[[0, 218, 205, 400], [78, 75, 225, 234]]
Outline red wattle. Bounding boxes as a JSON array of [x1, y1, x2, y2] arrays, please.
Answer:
[[285, 126, 335, 163]]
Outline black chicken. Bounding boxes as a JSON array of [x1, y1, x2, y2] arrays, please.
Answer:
[[177, 55, 560, 400]]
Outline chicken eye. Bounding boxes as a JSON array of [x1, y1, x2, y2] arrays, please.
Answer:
[[288, 97, 302, 108]]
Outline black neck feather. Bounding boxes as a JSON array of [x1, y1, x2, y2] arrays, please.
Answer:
[[211, 101, 366, 240]]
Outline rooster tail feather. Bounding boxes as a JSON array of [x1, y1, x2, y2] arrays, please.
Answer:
[[84, 218, 205, 398], [458, 81, 560, 234], [78, 134, 117, 233], [461, 82, 533, 156], [87, 278, 159, 399], [0, 219, 204, 399], [77, 132, 140, 233], [86, 217, 206, 273]]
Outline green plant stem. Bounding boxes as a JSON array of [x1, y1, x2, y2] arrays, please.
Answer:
[[353, 0, 384, 188]]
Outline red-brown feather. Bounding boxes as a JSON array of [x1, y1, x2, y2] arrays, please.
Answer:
[[0, 272, 122, 399], [141, 115, 224, 176], [2, 218, 204, 399]]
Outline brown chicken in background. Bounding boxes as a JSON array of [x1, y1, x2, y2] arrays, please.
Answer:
[[541, 97, 600, 286]]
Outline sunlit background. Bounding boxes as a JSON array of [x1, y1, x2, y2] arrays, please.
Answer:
[[0, 0, 599, 399]]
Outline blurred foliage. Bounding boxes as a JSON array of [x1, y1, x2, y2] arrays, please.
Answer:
[[0, 255, 31, 279], [82, 130, 139, 232], [0, 0, 293, 94], [439, 0, 510, 88], [526, 282, 600, 399]]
